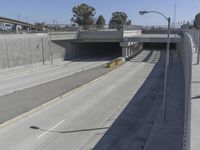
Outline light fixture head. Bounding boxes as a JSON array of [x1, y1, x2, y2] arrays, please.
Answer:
[[139, 10, 148, 15]]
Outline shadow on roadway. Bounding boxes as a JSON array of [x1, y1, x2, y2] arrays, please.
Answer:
[[65, 54, 121, 63], [191, 95, 200, 99], [129, 50, 160, 64], [192, 81, 200, 84], [30, 126, 109, 134], [92, 50, 166, 150], [93, 50, 184, 150], [28, 50, 164, 148], [29, 50, 184, 150]]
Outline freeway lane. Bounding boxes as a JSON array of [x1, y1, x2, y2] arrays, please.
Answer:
[[0, 63, 114, 124], [0, 56, 112, 96], [0, 50, 164, 150]]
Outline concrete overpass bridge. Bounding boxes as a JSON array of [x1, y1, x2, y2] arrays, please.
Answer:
[[0, 16, 42, 31], [49, 30, 181, 43], [49, 30, 181, 60]]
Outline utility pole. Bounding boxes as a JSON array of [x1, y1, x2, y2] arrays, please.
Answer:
[[172, 3, 177, 28], [197, 30, 200, 64], [41, 38, 45, 65], [17, 14, 20, 21]]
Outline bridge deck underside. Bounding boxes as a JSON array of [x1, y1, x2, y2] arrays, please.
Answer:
[[127, 34, 181, 43]]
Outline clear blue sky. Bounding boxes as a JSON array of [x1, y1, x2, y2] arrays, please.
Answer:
[[0, 0, 200, 25]]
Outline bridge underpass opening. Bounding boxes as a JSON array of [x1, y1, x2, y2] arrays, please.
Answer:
[[67, 42, 122, 61], [143, 42, 177, 50]]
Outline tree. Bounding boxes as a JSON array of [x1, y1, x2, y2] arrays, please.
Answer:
[[194, 13, 200, 29], [71, 3, 96, 28], [127, 20, 132, 25], [96, 15, 106, 29], [109, 12, 131, 30]]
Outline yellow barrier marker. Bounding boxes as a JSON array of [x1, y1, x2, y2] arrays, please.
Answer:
[[106, 59, 124, 69]]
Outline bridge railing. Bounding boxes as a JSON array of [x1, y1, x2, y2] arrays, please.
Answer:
[[140, 25, 181, 34], [0, 30, 48, 35], [0, 24, 140, 34], [0, 23, 183, 34], [47, 24, 181, 34], [47, 24, 142, 32]]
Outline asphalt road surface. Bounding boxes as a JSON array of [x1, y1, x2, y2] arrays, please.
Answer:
[[0, 56, 112, 96], [0, 50, 168, 150], [0, 62, 114, 124]]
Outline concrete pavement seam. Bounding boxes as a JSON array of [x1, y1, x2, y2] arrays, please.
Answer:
[[0, 63, 125, 129]]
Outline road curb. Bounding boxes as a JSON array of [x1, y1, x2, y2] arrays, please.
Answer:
[[0, 62, 125, 129]]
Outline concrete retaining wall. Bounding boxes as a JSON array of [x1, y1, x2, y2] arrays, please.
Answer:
[[52, 40, 84, 60], [0, 34, 66, 69], [182, 29, 199, 45], [0, 30, 143, 69], [183, 29, 199, 54], [177, 32, 192, 150]]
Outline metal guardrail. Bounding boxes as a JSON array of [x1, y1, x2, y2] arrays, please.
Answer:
[[123, 25, 142, 30], [47, 24, 142, 32], [0, 30, 48, 34], [0, 24, 143, 34], [141, 25, 182, 34]]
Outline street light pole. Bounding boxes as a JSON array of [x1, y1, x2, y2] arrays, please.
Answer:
[[49, 30, 53, 65], [197, 30, 200, 64], [162, 17, 170, 121], [139, 10, 171, 121]]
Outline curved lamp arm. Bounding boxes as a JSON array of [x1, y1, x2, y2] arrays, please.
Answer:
[[139, 10, 169, 21]]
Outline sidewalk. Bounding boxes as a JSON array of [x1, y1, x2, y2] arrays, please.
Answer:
[[0, 59, 71, 80], [190, 47, 200, 150]]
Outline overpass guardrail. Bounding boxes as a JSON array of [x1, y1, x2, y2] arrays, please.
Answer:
[[0, 23, 183, 35], [0, 24, 143, 34]]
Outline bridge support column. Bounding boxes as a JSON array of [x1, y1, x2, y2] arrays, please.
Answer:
[[130, 42, 134, 56], [122, 46, 128, 58], [120, 40, 143, 61], [127, 46, 130, 57], [120, 39, 129, 60], [132, 45, 134, 56]]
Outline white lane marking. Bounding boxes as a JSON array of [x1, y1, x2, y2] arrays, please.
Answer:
[[37, 119, 66, 139], [106, 85, 116, 92]]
